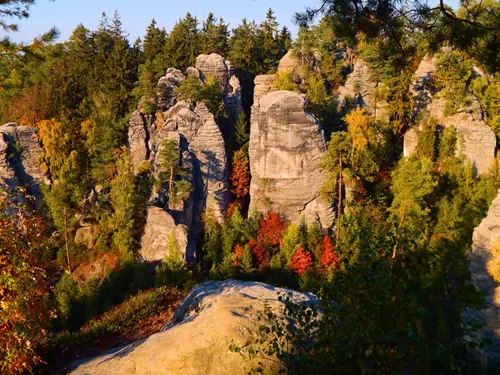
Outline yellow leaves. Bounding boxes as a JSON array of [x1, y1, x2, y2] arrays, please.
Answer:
[[345, 107, 375, 152], [487, 240, 500, 283], [37, 118, 71, 178], [155, 112, 164, 129]]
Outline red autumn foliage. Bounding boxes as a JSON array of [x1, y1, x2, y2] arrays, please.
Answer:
[[233, 244, 244, 266], [320, 235, 340, 269], [230, 149, 250, 200], [248, 239, 268, 268], [226, 201, 240, 217], [259, 211, 286, 248], [289, 244, 313, 276], [246, 211, 287, 268]]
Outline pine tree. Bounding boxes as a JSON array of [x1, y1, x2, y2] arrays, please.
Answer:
[[278, 26, 293, 55], [157, 139, 192, 210], [165, 13, 200, 70], [110, 147, 136, 257], [143, 18, 166, 62], [256, 8, 280, 73], [201, 13, 229, 55], [228, 18, 257, 74], [235, 112, 249, 147]]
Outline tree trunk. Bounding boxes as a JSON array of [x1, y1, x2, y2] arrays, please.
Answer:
[[64, 206, 71, 273], [336, 156, 343, 242], [169, 163, 174, 210], [392, 210, 406, 259]]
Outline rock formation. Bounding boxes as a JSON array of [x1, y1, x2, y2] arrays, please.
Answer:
[[129, 55, 238, 263], [337, 58, 390, 122], [253, 74, 275, 103], [140, 206, 190, 263], [0, 123, 48, 206], [249, 91, 333, 227], [157, 68, 184, 111], [467, 190, 500, 366], [70, 280, 317, 375], [190, 108, 229, 222], [403, 55, 496, 175], [195, 53, 242, 115]]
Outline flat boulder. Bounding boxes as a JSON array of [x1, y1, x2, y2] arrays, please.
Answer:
[[70, 280, 317, 375]]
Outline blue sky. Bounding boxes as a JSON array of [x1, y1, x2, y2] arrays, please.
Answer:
[[6, 0, 319, 43], [5, 0, 460, 44]]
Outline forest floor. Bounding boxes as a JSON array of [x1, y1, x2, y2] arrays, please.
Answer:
[[45, 287, 185, 374]]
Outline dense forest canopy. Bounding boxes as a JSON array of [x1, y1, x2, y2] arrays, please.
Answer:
[[1, 0, 500, 374]]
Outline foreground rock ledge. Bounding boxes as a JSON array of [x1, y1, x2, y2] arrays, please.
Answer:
[[70, 280, 317, 375]]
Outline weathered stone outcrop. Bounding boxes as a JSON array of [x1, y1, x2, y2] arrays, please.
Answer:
[[253, 75, 275, 103], [0, 123, 47, 205], [157, 68, 185, 111], [442, 108, 496, 175], [196, 53, 230, 88], [74, 224, 100, 250], [190, 109, 229, 222], [140, 206, 190, 263], [127, 111, 151, 171], [277, 49, 303, 83], [337, 58, 390, 122], [467, 191, 500, 366], [196, 53, 242, 115], [403, 55, 497, 175], [71, 280, 317, 375], [249, 91, 333, 227]]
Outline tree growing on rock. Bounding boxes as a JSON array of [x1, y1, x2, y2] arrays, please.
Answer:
[[157, 139, 192, 211]]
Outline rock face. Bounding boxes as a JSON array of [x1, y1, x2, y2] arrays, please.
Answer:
[[140, 207, 190, 263], [0, 123, 47, 205], [253, 75, 275, 103], [277, 50, 303, 83], [195, 53, 242, 115], [129, 56, 240, 263], [74, 225, 100, 250], [71, 280, 317, 375], [403, 55, 496, 175], [127, 112, 151, 172], [337, 59, 390, 122], [190, 109, 229, 222], [157, 68, 184, 111], [468, 191, 500, 366], [249, 91, 333, 227]]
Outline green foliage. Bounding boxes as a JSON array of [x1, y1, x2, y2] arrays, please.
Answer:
[[110, 147, 136, 257], [174, 75, 224, 116], [234, 111, 249, 148], [471, 74, 500, 137], [164, 13, 201, 71], [157, 139, 193, 210], [272, 71, 299, 92], [156, 231, 188, 288], [200, 12, 229, 55], [46, 286, 182, 356], [434, 51, 473, 116]]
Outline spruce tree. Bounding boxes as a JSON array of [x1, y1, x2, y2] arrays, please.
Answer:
[[143, 18, 167, 62]]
